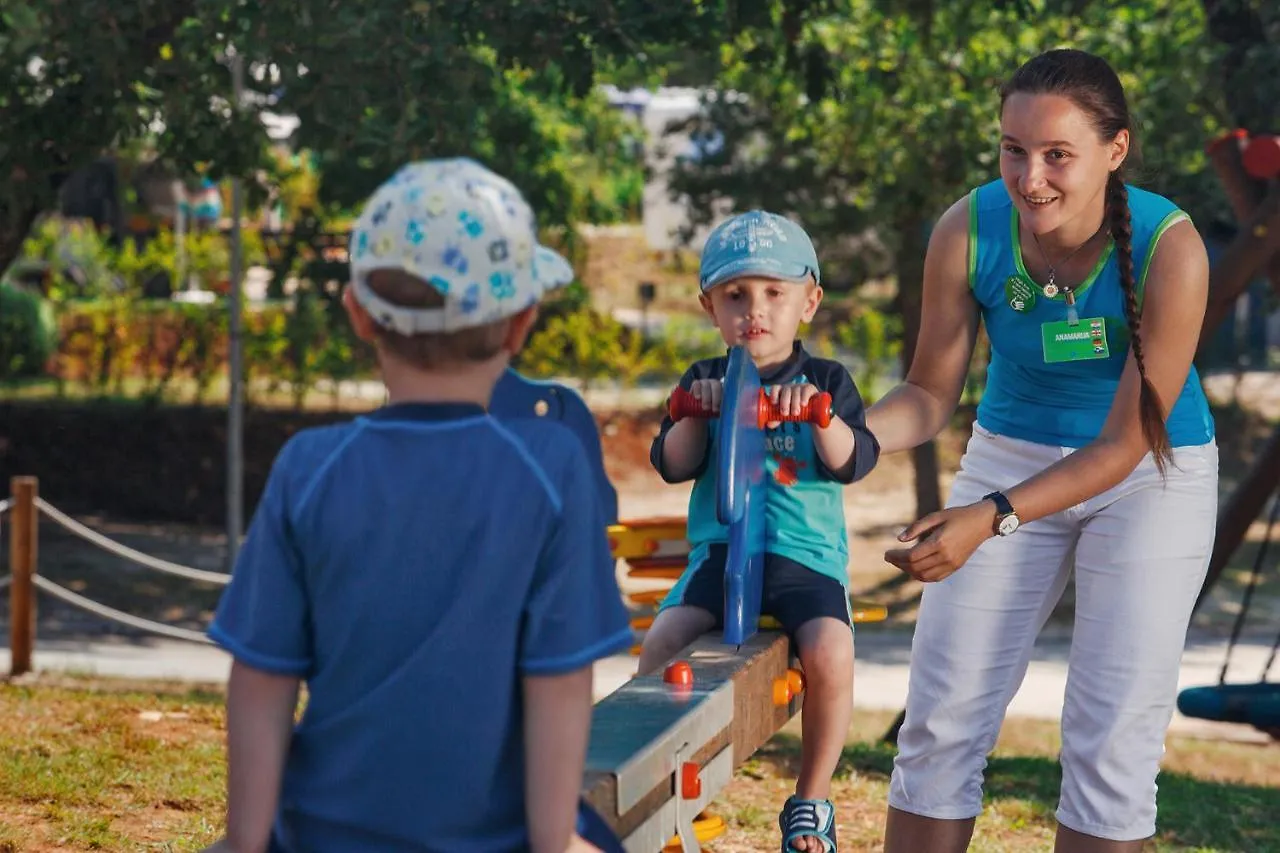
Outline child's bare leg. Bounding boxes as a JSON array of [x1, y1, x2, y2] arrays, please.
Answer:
[[791, 616, 854, 848], [636, 606, 716, 676]]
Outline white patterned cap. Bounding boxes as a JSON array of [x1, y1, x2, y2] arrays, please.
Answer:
[[348, 158, 574, 333]]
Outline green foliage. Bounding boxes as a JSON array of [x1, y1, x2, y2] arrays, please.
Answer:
[[515, 304, 721, 389], [0, 280, 56, 379], [47, 297, 374, 407], [667, 0, 1236, 290], [1202, 0, 1280, 133], [2, 0, 721, 277], [833, 304, 902, 402], [17, 216, 269, 301]]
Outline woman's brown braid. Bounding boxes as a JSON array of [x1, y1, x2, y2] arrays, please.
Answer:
[[1109, 172, 1173, 473]]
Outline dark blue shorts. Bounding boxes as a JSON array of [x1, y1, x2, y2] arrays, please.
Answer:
[[676, 544, 851, 637]]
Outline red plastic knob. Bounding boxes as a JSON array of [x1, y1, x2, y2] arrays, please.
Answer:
[[680, 762, 702, 799], [1243, 135, 1280, 180], [663, 660, 693, 689]]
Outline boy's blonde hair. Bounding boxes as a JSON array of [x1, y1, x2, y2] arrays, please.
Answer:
[[366, 269, 511, 369]]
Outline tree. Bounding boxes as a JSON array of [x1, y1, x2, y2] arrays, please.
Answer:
[[666, 0, 1232, 517], [0, 0, 758, 277]]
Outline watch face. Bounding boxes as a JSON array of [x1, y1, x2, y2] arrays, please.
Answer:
[[998, 515, 1020, 536]]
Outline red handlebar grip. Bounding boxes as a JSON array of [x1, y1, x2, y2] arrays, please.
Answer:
[[669, 386, 832, 428], [756, 391, 832, 429], [668, 386, 715, 422]]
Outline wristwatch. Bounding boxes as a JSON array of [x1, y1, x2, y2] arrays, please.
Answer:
[[983, 491, 1021, 536]]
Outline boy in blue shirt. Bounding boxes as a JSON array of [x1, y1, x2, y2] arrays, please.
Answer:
[[638, 211, 880, 853], [203, 158, 634, 853]]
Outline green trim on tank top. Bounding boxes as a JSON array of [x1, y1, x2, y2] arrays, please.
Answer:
[[1009, 208, 1114, 302], [1136, 209, 1190, 306], [967, 189, 979, 291]]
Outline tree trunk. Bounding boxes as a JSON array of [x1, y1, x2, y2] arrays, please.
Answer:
[[1205, 133, 1280, 296], [1196, 184, 1280, 355], [896, 215, 942, 519], [0, 204, 40, 283]]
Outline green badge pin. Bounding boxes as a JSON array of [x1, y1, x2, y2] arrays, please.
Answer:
[[1005, 275, 1036, 312]]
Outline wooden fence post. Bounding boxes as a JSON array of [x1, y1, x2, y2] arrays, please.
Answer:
[[9, 477, 38, 677]]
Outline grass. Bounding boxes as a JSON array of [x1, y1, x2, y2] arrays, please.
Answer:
[[712, 712, 1280, 853], [0, 679, 1274, 852], [0, 678, 226, 852]]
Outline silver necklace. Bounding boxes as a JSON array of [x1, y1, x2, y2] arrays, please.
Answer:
[[1031, 223, 1105, 299]]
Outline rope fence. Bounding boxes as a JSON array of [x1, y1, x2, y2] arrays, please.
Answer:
[[35, 498, 231, 586], [5, 475, 224, 675], [32, 576, 214, 645]]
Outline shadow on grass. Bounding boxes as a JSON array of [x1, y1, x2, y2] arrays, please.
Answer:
[[759, 734, 1280, 852]]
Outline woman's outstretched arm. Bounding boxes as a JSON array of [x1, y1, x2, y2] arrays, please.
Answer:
[[866, 194, 981, 454]]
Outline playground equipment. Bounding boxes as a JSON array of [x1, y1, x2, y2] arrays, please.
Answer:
[[1177, 129, 1280, 740], [583, 347, 883, 851], [1176, 488, 1280, 739]]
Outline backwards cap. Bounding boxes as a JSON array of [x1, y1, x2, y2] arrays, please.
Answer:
[[349, 158, 574, 334]]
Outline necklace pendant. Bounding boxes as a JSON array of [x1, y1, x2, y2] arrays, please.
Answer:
[[1042, 281, 1059, 298]]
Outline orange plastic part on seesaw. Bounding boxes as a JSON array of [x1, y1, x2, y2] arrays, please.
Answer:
[[772, 668, 806, 706], [668, 386, 833, 429]]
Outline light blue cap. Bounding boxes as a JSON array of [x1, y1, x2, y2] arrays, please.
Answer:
[[698, 210, 820, 292]]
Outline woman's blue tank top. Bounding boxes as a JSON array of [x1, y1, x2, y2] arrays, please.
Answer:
[[969, 179, 1215, 448]]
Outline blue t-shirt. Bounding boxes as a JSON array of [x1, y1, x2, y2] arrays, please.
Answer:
[[650, 343, 880, 586], [970, 179, 1215, 448], [208, 403, 634, 853]]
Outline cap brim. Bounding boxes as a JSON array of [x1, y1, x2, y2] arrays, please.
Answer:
[[700, 258, 813, 291], [534, 245, 575, 291]]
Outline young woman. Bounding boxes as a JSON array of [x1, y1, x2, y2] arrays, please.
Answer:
[[867, 49, 1218, 853]]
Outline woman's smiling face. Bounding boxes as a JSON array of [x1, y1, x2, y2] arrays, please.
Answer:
[[999, 91, 1128, 236]]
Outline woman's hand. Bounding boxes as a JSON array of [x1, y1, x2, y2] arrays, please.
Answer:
[[884, 500, 996, 583]]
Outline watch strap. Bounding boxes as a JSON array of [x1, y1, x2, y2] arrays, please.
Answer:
[[983, 490, 1014, 517]]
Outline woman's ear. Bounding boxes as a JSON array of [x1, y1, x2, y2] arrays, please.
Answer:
[[1109, 128, 1131, 171]]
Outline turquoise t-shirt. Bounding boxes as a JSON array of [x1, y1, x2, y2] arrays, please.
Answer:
[[969, 179, 1215, 448]]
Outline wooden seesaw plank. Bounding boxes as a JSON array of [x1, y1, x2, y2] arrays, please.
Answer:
[[582, 631, 799, 851]]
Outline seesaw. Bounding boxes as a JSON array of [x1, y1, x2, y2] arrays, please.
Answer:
[[581, 346, 837, 852]]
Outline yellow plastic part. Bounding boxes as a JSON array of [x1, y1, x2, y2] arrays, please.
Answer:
[[608, 521, 688, 560], [851, 601, 889, 624], [663, 812, 727, 850]]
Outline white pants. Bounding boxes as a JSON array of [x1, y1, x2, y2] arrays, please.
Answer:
[[888, 422, 1218, 841]]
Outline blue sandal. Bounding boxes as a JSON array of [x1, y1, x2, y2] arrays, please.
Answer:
[[778, 796, 837, 852]]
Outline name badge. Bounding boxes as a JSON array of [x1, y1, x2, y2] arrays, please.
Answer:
[[1041, 317, 1109, 363]]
